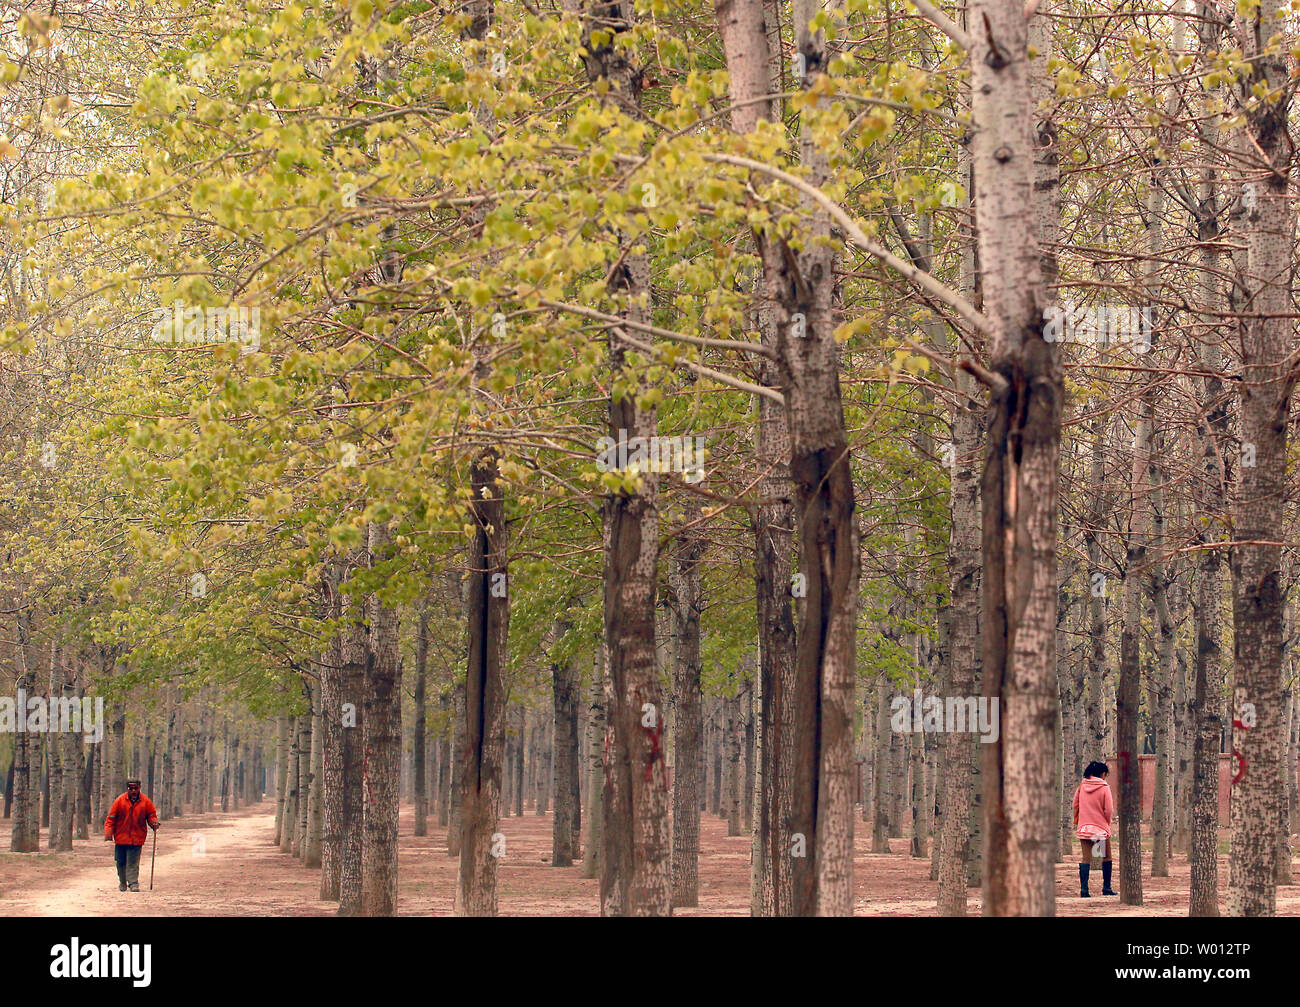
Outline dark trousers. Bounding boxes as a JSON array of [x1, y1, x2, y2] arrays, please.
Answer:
[[114, 843, 143, 886]]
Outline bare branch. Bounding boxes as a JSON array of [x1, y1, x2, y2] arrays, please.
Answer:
[[539, 299, 775, 358], [611, 327, 786, 405], [703, 152, 993, 340], [909, 0, 973, 50]]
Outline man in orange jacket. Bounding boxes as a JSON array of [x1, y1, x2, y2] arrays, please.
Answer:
[[103, 778, 160, 892]]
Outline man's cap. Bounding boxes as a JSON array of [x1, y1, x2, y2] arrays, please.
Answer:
[[125, 778, 141, 786]]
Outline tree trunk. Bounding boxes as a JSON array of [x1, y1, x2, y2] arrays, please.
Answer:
[[1188, 70, 1228, 911], [437, 691, 452, 828], [751, 0, 861, 918], [1227, 0, 1291, 916], [1276, 674, 1294, 885], [278, 718, 294, 853], [712, 0, 796, 912], [972, 0, 1061, 917], [413, 598, 429, 838], [750, 670, 766, 908], [582, 652, 605, 881], [274, 715, 289, 847], [1147, 439, 1176, 879], [511, 703, 524, 818], [709, 710, 722, 819], [448, 678, 465, 856], [456, 456, 509, 916], [294, 712, 310, 858], [337, 598, 368, 914], [909, 724, 928, 858], [304, 679, 324, 870], [361, 522, 402, 916], [318, 560, 345, 898], [50, 645, 72, 852], [871, 681, 892, 853], [170, 692, 185, 819], [888, 727, 905, 839], [1117, 393, 1152, 905], [724, 689, 742, 836], [742, 677, 754, 836], [581, 1, 670, 918], [939, 367, 982, 913], [534, 708, 550, 815], [551, 617, 581, 866], [1174, 647, 1192, 854]]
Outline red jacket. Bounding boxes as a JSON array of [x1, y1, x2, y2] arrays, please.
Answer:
[[104, 793, 159, 846], [1072, 777, 1114, 838]]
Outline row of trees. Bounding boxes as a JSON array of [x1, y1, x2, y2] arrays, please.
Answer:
[[4, 683, 266, 854]]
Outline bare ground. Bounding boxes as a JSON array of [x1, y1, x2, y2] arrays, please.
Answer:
[[1, 804, 1296, 916]]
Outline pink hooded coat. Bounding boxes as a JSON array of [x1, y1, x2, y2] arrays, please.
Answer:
[[1072, 777, 1113, 838]]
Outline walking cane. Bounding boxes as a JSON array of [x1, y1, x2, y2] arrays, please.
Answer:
[[149, 827, 157, 890]]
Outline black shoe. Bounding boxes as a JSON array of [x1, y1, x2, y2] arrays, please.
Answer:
[[119, 882, 127, 892], [1079, 863, 1091, 898], [1101, 860, 1117, 896]]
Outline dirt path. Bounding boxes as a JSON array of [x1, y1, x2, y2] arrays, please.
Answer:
[[2, 803, 1296, 915], [0, 807, 332, 917]]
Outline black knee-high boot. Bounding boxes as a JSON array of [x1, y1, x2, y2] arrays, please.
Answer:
[[1101, 860, 1116, 896], [1079, 863, 1091, 897]]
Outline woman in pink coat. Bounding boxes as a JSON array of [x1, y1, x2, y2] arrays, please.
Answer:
[[1072, 761, 1116, 897]]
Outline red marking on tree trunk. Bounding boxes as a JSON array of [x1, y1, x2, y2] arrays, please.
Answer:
[[644, 720, 664, 783], [1231, 750, 1247, 785]]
